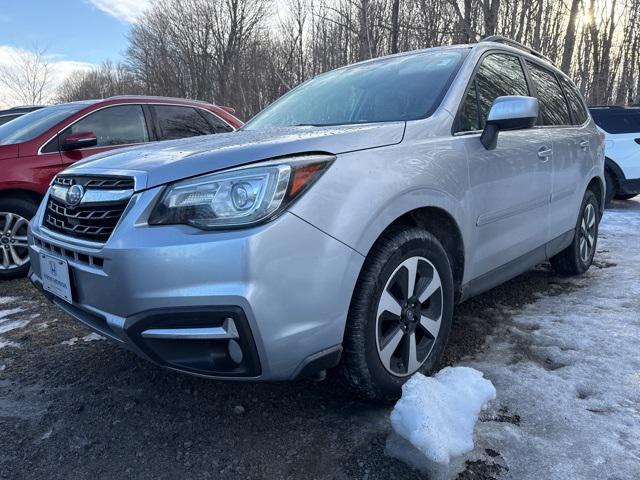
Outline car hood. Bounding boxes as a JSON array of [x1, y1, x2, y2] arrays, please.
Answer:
[[0, 144, 19, 160], [65, 123, 405, 189]]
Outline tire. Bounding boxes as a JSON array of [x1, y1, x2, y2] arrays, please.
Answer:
[[614, 193, 637, 201], [550, 190, 599, 276], [340, 227, 454, 403], [0, 197, 38, 280], [604, 169, 616, 205]]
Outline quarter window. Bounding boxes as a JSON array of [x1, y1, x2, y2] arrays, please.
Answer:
[[61, 105, 149, 148], [559, 76, 589, 125], [526, 61, 571, 126], [153, 105, 218, 140], [457, 53, 529, 132]]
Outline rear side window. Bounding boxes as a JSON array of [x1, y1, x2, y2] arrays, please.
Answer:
[[61, 105, 149, 148], [199, 109, 234, 133], [559, 77, 588, 125], [526, 61, 571, 126], [590, 110, 640, 134], [153, 105, 218, 140], [0, 114, 20, 126], [457, 53, 529, 132]]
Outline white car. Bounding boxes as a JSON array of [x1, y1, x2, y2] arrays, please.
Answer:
[[589, 106, 640, 203]]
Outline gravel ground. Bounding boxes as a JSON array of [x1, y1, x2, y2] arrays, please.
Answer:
[[0, 219, 605, 480]]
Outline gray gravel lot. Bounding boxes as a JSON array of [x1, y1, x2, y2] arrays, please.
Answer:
[[0, 256, 576, 479]]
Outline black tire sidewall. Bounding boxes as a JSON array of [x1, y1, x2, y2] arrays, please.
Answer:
[[351, 229, 454, 398], [604, 170, 616, 205], [0, 197, 38, 280]]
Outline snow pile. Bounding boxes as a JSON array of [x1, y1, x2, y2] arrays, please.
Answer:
[[390, 367, 496, 464]]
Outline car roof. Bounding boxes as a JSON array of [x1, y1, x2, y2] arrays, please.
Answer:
[[0, 105, 45, 115]]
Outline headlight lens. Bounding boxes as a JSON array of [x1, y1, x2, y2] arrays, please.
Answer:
[[148, 154, 334, 229]]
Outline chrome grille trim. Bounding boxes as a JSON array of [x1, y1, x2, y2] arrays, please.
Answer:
[[44, 175, 134, 243]]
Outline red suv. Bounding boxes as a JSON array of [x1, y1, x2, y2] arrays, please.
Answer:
[[0, 96, 243, 279]]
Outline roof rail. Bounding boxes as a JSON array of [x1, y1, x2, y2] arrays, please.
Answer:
[[480, 36, 553, 64], [588, 105, 626, 109]]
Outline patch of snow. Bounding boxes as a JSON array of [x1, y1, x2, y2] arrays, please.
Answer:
[[458, 199, 640, 479], [61, 337, 78, 346], [0, 339, 19, 349], [0, 307, 23, 321], [82, 332, 104, 342], [0, 297, 18, 306], [390, 367, 496, 465], [0, 319, 29, 335]]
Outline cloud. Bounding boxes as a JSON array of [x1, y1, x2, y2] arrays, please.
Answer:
[[0, 46, 95, 108], [87, 0, 151, 23]]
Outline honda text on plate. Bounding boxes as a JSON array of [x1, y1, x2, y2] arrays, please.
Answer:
[[28, 37, 604, 401]]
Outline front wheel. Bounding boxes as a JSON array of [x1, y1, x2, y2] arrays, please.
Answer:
[[340, 227, 454, 402], [550, 190, 599, 275], [0, 198, 37, 280]]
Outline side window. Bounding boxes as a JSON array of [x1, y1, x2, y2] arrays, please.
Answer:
[[153, 105, 217, 141], [61, 105, 149, 148], [459, 81, 480, 131], [526, 61, 571, 126], [0, 114, 20, 126], [559, 76, 588, 125], [457, 53, 529, 132], [199, 109, 234, 133]]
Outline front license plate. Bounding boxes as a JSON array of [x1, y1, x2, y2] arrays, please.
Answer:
[[40, 253, 72, 303]]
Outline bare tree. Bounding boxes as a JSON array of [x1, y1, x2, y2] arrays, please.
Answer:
[[0, 46, 52, 105], [57, 61, 144, 102]]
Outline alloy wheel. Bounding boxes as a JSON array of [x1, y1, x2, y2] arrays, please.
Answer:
[[579, 203, 596, 264], [0, 212, 30, 271], [375, 256, 443, 377]]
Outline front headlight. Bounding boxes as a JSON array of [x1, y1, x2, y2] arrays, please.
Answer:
[[148, 154, 334, 229]]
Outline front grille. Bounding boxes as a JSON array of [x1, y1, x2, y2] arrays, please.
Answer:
[[44, 175, 133, 243], [54, 175, 134, 190]]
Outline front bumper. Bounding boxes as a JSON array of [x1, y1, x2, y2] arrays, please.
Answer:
[[29, 187, 364, 380]]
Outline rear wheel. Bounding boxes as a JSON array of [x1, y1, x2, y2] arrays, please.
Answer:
[[604, 169, 616, 205], [340, 227, 454, 403], [550, 190, 599, 275], [0, 198, 37, 280]]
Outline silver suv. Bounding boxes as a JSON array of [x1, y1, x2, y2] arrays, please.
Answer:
[[28, 38, 604, 401]]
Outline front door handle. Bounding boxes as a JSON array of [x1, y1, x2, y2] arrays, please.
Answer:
[[538, 146, 553, 159], [579, 140, 590, 150]]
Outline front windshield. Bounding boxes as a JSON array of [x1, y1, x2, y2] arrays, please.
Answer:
[[245, 50, 465, 130], [0, 103, 87, 145]]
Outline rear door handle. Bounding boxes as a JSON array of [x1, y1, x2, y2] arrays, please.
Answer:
[[538, 146, 553, 159], [579, 140, 590, 149]]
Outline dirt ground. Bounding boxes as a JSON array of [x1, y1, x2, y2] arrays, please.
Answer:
[[0, 261, 574, 480]]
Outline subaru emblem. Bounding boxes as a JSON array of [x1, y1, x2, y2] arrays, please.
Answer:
[[66, 184, 84, 207]]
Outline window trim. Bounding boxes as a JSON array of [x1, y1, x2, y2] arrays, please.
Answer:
[[523, 59, 574, 128], [452, 49, 531, 136], [37, 102, 235, 155]]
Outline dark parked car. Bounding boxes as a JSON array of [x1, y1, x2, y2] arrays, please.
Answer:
[[0, 105, 44, 126], [0, 96, 243, 279]]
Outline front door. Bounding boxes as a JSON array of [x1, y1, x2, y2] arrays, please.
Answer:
[[454, 52, 552, 280]]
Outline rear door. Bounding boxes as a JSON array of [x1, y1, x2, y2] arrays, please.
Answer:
[[525, 61, 588, 240], [456, 52, 553, 280]]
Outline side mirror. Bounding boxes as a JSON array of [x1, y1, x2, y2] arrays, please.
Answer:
[[61, 131, 97, 151], [480, 96, 539, 150]]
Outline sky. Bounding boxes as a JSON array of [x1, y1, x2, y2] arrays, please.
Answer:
[[0, 0, 151, 107]]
